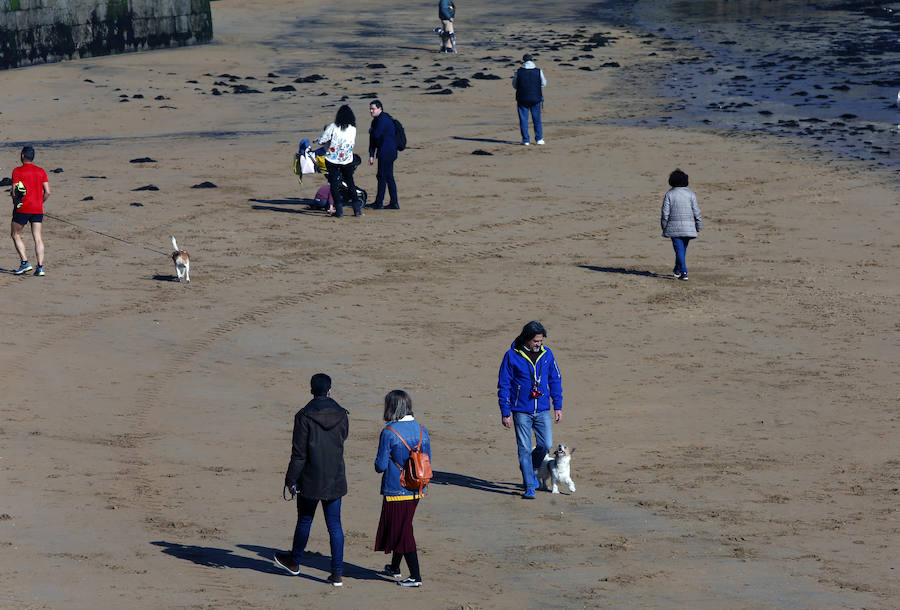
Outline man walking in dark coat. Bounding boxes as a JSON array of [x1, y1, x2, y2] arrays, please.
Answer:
[[275, 373, 350, 587], [512, 53, 547, 146], [368, 99, 399, 210]]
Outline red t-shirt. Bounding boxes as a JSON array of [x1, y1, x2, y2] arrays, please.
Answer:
[[11, 163, 48, 214]]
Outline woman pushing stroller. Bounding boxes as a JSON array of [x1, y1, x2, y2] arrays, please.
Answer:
[[317, 105, 363, 218]]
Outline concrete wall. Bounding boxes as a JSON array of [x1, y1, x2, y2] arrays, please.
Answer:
[[0, 0, 212, 69]]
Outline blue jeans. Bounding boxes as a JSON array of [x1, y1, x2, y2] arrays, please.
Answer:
[[671, 236, 693, 276], [512, 410, 552, 489], [291, 497, 344, 576], [517, 103, 543, 143]]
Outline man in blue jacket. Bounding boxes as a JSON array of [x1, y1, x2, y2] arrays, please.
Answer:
[[367, 99, 399, 210], [512, 53, 547, 146], [497, 321, 563, 499]]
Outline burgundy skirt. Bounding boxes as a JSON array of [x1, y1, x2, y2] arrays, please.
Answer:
[[374, 497, 419, 554]]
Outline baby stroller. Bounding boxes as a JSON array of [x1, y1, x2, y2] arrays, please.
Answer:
[[294, 139, 367, 216]]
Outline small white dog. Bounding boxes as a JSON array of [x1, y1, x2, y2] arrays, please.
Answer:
[[170, 236, 190, 283], [537, 444, 576, 494]]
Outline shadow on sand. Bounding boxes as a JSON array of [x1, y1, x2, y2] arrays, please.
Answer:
[[579, 265, 667, 279], [249, 197, 328, 216], [152, 541, 387, 583], [452, 136, 520, 145], [431, 471, 521, 496], [151, 273, 181, 282]]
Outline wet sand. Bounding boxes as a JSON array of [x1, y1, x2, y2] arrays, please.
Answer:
[[1, 1, 897, 608]]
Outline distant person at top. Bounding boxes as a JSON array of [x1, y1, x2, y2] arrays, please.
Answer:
[[438, 0, 457, 53], [367, 100, 399, 210], [10, 145, 50, 276], [317, 105, 361, 218], [513, 53, 547, 146], [660, 168, 702, 281]]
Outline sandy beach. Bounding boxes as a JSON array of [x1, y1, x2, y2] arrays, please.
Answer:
[[1, 1, 898, 608]]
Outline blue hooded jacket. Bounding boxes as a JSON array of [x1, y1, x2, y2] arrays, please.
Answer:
[[374, 417, 432, 499], [497, 341, 563, 417]]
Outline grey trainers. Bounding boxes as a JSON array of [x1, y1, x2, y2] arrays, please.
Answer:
[[273, 551, 300, 575], [14, 261, 32, 275]]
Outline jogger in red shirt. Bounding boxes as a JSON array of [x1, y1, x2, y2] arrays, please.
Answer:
[[10, 145, 50, 276]]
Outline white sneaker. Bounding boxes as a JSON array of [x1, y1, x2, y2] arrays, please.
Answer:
[[536, 139, 545, 145], [522, 141, 530, 146]]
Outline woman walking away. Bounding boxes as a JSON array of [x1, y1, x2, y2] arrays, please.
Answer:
[[374, 390, 431, 587], [317, 105, 360, 217], [660, 168, 702, 280]]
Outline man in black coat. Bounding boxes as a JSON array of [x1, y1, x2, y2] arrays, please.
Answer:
[[367, 99, 399, 209], [274, 373, 349, 587]]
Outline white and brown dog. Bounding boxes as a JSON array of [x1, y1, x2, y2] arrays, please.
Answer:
[[537, 444, 576, 494], [171, 236, 190, 283]]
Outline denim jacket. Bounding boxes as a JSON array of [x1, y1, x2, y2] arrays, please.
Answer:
[[374, 417, 432, 499]]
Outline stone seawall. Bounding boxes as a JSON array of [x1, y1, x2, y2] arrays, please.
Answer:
[[0, 0, 212, 69]]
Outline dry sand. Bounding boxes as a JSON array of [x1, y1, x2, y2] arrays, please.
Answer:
[[1, 1, 897, 608]]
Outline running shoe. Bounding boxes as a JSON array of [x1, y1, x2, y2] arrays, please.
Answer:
[[14, 261, 32, 275]]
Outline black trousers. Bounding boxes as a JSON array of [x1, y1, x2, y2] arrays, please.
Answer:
[[374, 155, 398, 206], [325, 160, 359, 217]]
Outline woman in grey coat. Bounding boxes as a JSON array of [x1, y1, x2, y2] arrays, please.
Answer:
[[660, 169, 702, 280]]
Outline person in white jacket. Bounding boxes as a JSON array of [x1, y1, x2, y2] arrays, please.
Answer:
[[317, 105, 360, 217], [660, 168, 702, 280]]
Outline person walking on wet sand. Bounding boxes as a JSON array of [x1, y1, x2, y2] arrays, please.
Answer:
[[437, 0, 457, 53], [275, 373, 349, 587], [367, 99, 399, 210], [513, 54, 547, 146], [660, 168, 702, 281], [497, 321, 562, 499], [10, 145, 50, 276]]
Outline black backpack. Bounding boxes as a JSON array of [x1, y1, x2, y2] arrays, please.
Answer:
[[392, 117, 407, 152]]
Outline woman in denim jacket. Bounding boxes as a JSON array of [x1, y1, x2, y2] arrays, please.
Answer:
[[374, 390, 431, 587]]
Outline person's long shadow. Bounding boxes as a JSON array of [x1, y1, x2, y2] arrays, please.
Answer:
[[238, 544, 385, 582], [432, 471, 521, 496], [249, 197, 326, 216], [579, 265, 666, 278], [151, 541, 284, 574], [152, 541, 386, 583], [452, 136, 520, 145]]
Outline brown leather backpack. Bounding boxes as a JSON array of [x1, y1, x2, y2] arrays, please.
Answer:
[[386, 424, 433, 495]]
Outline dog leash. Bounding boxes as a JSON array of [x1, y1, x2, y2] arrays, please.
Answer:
[[44, 213, 170, 257]]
